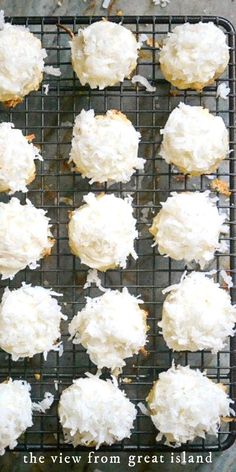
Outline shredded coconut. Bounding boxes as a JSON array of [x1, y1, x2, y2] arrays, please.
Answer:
[[160, 272, 236, 353], [153, 0, 170, 6], [0, 22, 46, 102], [102, 0, 111, 7], [159, 22, 229, 90], [0, 284, 66, 360], [160, 103, 229, 175], [216, 82, 230, 99], [131, 75, 156, 92], [220, 269, 233, 289], [147, 364, 234, 447], [150, 191, 227, 269], [138, 401, 150, 416], [32, 392, 54, 413], [84, 269, 107, 292], [0, 197, 54, 279], [44, 66, 61, 77], [71, 20, 140, 89], [69, 288, 147, 371], [0, 122, 43, 194], [139, 33, 149, 45], [68, 193, 138, 271], [69, 109, 144, 184], [58, 375, 136, 448], [0, 379, 33, 455], [42, 83, 50, 95]]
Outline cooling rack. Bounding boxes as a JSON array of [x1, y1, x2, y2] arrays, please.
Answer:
[[0, 15, 235, 453]]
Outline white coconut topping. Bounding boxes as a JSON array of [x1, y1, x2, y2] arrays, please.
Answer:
[[160, 103, 229, 175], [0, 122, 42, 194], [0, 284, 67, 360], [150, 191, 227, 268], [71, 20, 139, 89], [69, 288, 147, 370], [153, 0, 170, 6], [69, 109, 144, 184], [0, 197, 54, 279], [44, 66, 61, 77], [159, 272, 236, 353], [42, 83, 50, 95], [131, 75, 156, 92], [102, 0, 111, 7], [147, 364, 234, 447], [217, 82, 230, 99], [159, 22, 229, 90], [32, 392, 54, 413], [0, 21, 46, 102], [58, 375, 137, 448], [220, 269, 233, 289], [68, 193, 138, 271], [0, 379, 33, 455], [83, 269, 107, 292]]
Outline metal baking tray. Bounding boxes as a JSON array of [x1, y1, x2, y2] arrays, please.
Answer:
[[0, 15, 235, 453]]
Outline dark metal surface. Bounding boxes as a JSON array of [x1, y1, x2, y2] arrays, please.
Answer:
[[0, 15, 235, 453]]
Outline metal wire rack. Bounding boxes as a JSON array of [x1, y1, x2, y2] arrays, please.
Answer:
[[0, 15, 235, 453]]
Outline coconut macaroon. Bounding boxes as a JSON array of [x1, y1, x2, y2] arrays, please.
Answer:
[[160, 103, 229, 175], [58, 375, 136, 448], [68, 193, 137, 271], [0, 284, 67, 361], [0, 13, 46, 105], [0, 379, 33, 455], [159, 22, 229, 90], [0, 197, 54, 280], [147, 364, 234, 447], [69, 288, 148, 371], [69, 109, 144, 184], [0, 123, 42, 194], [159, 272, 236, 353], [70, 20, 139, 89], [150, 191, 227, 268]]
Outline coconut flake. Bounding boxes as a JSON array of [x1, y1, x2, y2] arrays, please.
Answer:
[[44, 66, 61, 77], [216, 82, 230, 100], [102, 0, 111, 8], [139, 33, 149, 46], [32, 392, 54, 413], [42, 83, 49, 95], [131, 75, 156, 92], [220, 269, 233, 289], [83, 269, 107, 292], [153, 0, 170, 6], [138, 401, 150, 416]]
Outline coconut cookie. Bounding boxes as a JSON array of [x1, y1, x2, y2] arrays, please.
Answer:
[[0, 379, 33, 455], [160, 103, 229, 175], [147, 364, 234, 447], [59, 375, 136, 448], [71, 20, 139, 89], [0, 13, 46, 105], [69, 287, 148, 371], [150, 191, 227, 268], [68, 193, 138, 271], [0, 197, 54, 279], [0, 284, 67, 360], [0, 123, 42, 193], [160, 272, 236, 353], [70, 109, 144, 184], [159, 22, 229, 90]]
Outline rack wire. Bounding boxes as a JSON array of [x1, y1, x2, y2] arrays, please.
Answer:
[[0, 15, 235, 453]]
